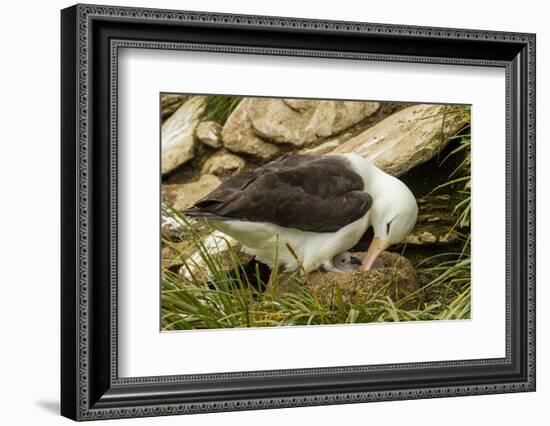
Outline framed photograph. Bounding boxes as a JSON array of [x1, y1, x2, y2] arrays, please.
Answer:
[[61, 4, 536, 421]]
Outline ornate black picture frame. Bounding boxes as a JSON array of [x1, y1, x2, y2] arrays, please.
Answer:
[[61, 3, 536, 421]]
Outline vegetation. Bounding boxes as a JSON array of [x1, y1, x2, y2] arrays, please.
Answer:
[[202, 95, 243, 123]]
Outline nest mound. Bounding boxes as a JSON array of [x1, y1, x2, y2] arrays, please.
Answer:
[[276, 252, 419, 307]]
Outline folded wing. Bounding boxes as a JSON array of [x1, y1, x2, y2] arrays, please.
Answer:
[[184, 154, 372, 233]]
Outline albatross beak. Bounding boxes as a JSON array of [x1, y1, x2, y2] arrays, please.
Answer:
[[360, 237, 391, 271]]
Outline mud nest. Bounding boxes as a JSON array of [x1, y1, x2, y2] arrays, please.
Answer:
[[275, 252, 419, 308]]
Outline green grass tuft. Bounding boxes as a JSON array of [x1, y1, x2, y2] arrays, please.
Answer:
[[202, 96, 243, 124]]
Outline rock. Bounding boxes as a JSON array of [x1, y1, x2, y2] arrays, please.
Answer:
[[162, 174, 221, 211], [201, 150, 245, 177], [275, 252, 418, 308], [399, 193, 465, 247], [300, 139, 342, 155], [405, 231, 438, 245], [161, 96, 206, 175], [196, 121, 223, 148], [221, 100, 280, 161], [161, 210, 189, 241], [221, 98, 379, 160], [283, 99, 316, 112], [332, 104, 469, 176], [247, 98, 380, 147], [161, 94, 188, 121], [178, 231, 255, 280]]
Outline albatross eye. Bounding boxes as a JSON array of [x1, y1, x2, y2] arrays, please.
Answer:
[[386, 216, 397, 235]]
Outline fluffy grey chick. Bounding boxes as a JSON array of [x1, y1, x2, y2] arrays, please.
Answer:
[[321, 252, 363, 273]]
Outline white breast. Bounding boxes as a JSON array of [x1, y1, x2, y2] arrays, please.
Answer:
[[208, 212, 370, 272]]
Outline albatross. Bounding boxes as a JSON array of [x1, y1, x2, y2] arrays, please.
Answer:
[[184, 153, 418, 272]]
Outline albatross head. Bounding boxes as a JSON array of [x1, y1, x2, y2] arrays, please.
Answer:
[[361, 193, 418, 271], [343, 154, 418, 271]]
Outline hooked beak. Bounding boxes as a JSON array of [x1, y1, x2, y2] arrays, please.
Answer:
[[350, 256, 363, 266], [360, 237, 391, 271]]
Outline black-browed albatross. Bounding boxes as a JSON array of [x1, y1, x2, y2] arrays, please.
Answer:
[[184, 153, 418, 272]]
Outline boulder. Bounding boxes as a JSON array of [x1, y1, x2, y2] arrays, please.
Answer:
[[275, 252, 418, 308], [178, 231, 255, 281], [161, 96, 206, 175], [300, 138, 342, 155], [201, 150, 245, 177], [196, 121, 223, 148], [161, 209, 189, 241], [161, 94, 188, 121], [162, 174, 221, 211], [221, 98, 380, 160], [332, 104, 469, 176], [221, 100, 280, 161], [283, 99, 316, 112], [246, 98, 380, 147]]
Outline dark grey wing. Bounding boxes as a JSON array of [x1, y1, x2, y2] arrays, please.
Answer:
[[184, 154, 372, 233]]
